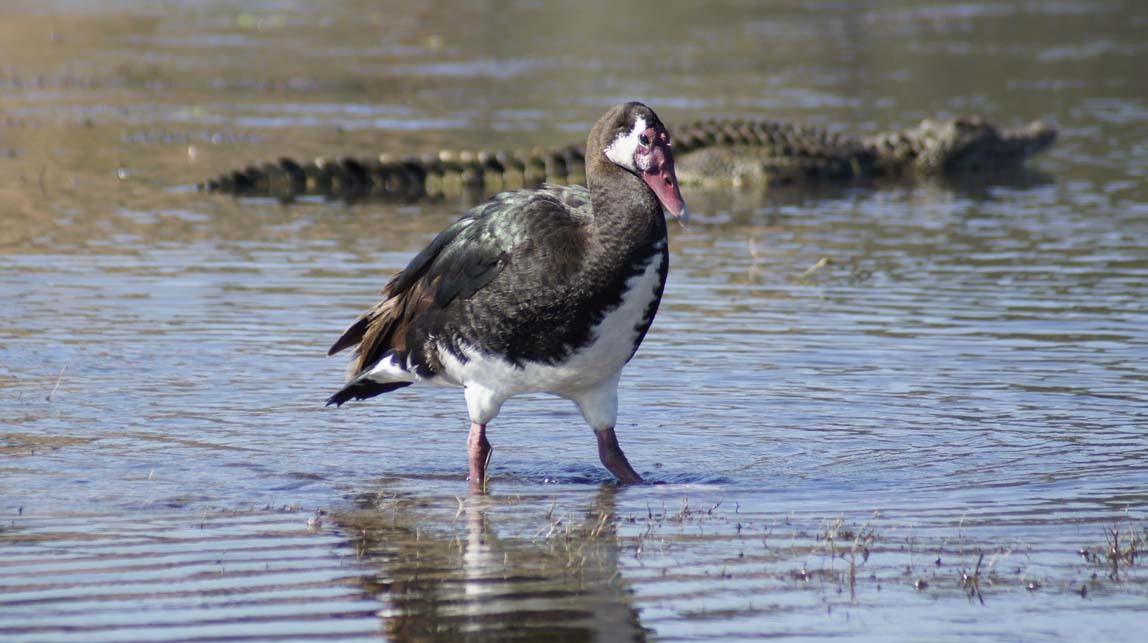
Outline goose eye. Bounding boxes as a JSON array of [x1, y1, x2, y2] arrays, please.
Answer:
[[639, 133, 650, 147]]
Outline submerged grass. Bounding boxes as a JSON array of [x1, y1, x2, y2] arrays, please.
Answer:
[[332, 485, 1148, 633]]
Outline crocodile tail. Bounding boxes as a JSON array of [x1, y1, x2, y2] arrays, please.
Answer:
[[198, 155, 433, 202], [199, 142, 591, 202]]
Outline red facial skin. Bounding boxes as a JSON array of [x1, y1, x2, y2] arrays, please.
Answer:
[[635, 128, 689, 223]]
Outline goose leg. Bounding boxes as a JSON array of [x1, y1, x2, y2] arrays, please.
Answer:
[[596, 428, 644, 484], [467, 422, 492, 491]]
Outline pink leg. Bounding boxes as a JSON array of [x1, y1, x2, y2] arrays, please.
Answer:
[[467, 422, 492, 492], [596, 428, 644, 484]]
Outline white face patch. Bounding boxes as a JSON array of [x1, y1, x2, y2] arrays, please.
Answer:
[[603, 115, 647, 173]]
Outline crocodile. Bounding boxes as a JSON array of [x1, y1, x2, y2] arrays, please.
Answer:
[[199, 115, 1056, 202]]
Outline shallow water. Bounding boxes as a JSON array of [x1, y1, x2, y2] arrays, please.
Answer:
[[2, 0, 1147, 641]]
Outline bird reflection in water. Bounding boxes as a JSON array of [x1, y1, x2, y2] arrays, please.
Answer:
[[338, 484, 649, 641]]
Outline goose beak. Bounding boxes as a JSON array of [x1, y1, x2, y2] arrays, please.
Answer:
[[642, 143, 689, 226]]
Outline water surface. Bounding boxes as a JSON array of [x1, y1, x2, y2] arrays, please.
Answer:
[[1, 1, 1146, 641]]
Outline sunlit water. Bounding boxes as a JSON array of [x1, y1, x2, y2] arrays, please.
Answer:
[[2, 1, 1146, 641]]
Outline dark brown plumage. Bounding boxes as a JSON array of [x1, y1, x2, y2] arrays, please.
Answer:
[[326, 102, 688, 489]]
